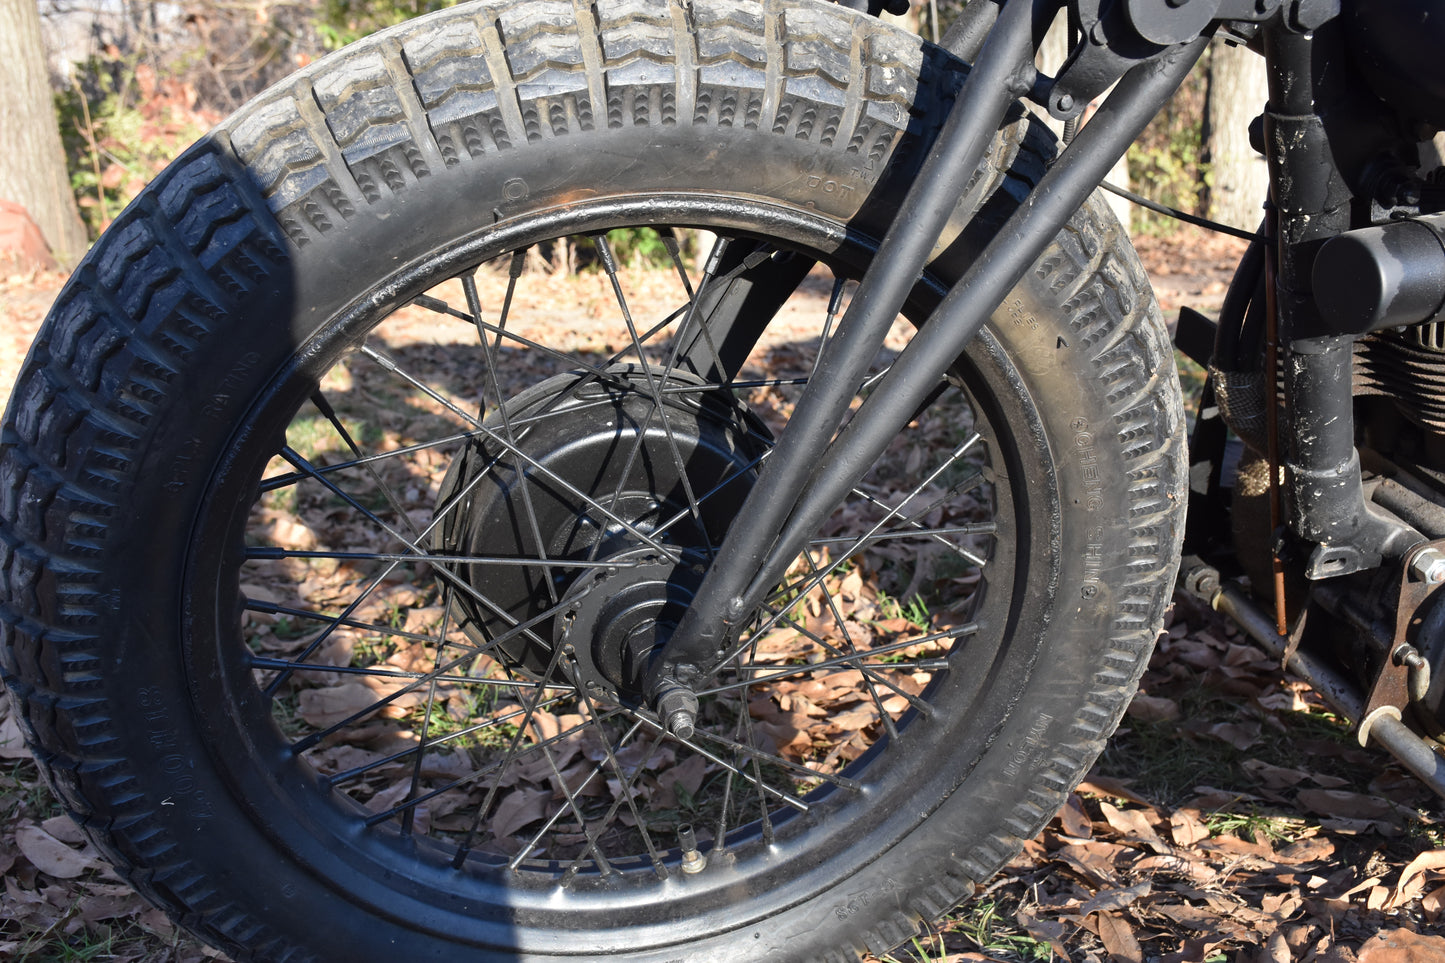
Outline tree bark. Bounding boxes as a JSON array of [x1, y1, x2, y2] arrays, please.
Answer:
[[1204, 40, 1269, 231], [0, 0, 89, 267]]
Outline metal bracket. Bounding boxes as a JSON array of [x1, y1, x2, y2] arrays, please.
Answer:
[[1358, 541, 1445, 742]]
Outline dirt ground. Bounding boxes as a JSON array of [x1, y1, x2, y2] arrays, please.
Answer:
[[0, 226, 1442, 963]]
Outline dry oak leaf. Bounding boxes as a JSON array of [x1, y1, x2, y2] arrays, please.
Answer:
[[1077, 774, 1153, 807], [1423, 884, 1445, 922], [1295, 788, 1399, 820], [1094, 911, 1144, 963], [1389, 849, 1445, 909], [1355, 930, 1445, 963], [1126, 693, 1180, 723], [14, 824, 101, 879], [40, 815, 87, 846], [297, 682, 381, 728], [1077, 880, 1151, 916], [1169, 808, 1211, 847], [1275, 836, 1334, 863], [0, 707, 30, 760], [1206, 719, 1261, 751], [1098, 800, 1170, 854], [1059, 792, 1093, 840]]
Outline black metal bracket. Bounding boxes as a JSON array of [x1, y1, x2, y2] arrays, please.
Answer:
[[1042, 0, 1338, 123]]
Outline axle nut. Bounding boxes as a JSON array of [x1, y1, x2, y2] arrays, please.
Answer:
[[656, 685, 699, 741]]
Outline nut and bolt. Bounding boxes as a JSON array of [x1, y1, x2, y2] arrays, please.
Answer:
[[1410, 547, 1445, 585], [678, 824, 707, 874], [656, 684, 699, 741]]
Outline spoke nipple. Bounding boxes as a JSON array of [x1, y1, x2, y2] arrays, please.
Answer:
[[678, 824, 707, 874]]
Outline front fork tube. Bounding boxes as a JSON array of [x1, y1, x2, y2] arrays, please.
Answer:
[[649, 14, 1211, 707]]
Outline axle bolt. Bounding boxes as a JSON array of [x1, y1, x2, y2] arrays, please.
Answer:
[[1410, 547, 1445, 585], [656, 684, 698, 741]]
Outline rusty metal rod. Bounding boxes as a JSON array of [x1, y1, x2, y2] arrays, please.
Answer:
[[1215, 581, 1445, 799]]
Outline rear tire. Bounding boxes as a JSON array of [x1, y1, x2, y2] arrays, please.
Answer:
[[0, 1, 1185, 960]]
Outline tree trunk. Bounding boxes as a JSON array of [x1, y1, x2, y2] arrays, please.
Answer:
[[1204, 40, 1269, 231], [0, 0, 89, 267]]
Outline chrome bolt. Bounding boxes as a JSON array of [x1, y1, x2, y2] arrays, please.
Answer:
[[1410, 547, 1445, 584], [678, 824, 707, 874], [657, 684, 698, 741]]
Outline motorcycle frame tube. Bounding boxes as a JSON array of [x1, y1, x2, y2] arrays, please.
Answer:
[[654, 25, 1211, 692], [651, 0, 1057, 693], [1263, 25, 1420, 574]]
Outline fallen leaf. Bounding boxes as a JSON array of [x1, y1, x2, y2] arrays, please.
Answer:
[[1127, 693, 1180, 722], [1206, 720, 1261, 751], [1356, 930, 1445, 963], [1079, 881, 1151, 916], [1241, 758, 1309, 790], [489, 787, 552, 839], [1276, 836, 1334, 863], [1320, 816, 1402, 837], [1257, 930, 1291, 963], [0, 708, 30, 760], [15, 824, 100, 879], [297, 682, 382, 728], [1169, 809, 1210, 847], [1078, 775, 1153, 806], [1296, 788, 1398, 821], [1133, 853, 1217, 883], [1058, 793, 1092, 839], [1098, 801, 1169, 854], [1388, 849, 1445, 908], [1423, 884, 1445, 922], [40, 815, 87, 846], [1095, 911, 1143, 963]]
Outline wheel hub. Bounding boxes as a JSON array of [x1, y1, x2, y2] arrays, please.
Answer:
[[559, 551, 708, 703], [431, 366, 767, 678]]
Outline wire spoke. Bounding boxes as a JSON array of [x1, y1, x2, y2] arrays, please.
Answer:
[[260, 429, 477, 493], [734, 434, 989, 658], [461, 268, 562, 606], [633, 711, 809, 813], [268, 446, 555, 670], [450, 641, 574, 863], [802, 547, 899, 741], [324, 693, 576, 788], [248, 656, 573, 690], [687, 722, 859, 791], [359, 345, 683, 562], [592, 234, 710, 548], [702, 624, 978, 695], [309, 389, 424, 542]]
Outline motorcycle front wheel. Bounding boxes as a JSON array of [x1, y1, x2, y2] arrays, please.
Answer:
[[0, 1, 1186, 960]]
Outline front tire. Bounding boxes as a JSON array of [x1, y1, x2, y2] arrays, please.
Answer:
[[0, 1, 1185, 960]]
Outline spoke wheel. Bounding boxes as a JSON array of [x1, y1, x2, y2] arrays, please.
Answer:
[[192, 212, 1035, 940], [0, 2, 1185, 959]]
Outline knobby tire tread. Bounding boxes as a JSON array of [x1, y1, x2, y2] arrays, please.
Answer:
[[0, 1, 1185, 960]]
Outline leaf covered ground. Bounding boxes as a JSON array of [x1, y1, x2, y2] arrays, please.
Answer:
[[0, 231, 1442, 962]]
